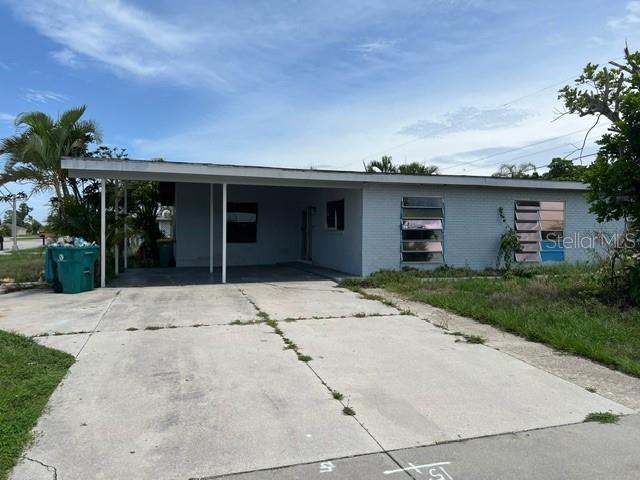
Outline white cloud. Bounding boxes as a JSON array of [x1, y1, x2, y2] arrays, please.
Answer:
[[50, 48, 79, 68], [350, 39, 397, 54], [0, 112, 15, 122], [22, 88, 68, 104], [5, 0, 222, 87], [608, 1, 640, 29], [398, 106, 531, 138]]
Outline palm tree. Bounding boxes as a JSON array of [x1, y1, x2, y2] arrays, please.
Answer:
[[492, 162, 538, 179], [365, 155, 397, 173], [0, 106, 101, 202], [398, 162, 439, 175]]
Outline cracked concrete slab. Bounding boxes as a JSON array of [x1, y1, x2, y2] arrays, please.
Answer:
[[10, 457, 57, 480], [11, 325, 379, 480], [98, 285, 258, 331], [35, 332, 91, 357], [0, 288, 118, 336], [280, 315, 633, 451], [365, 288, 640, 411], [239, 281, 398, 320]]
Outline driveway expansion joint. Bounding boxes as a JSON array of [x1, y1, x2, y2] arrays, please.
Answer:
[[302, 361, 417, 479], [75, 288, 121, 358]]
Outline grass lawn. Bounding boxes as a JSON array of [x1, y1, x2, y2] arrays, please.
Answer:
[[0, 248, 45, 283], [342, 267, 640, 378], [0, 331, 74, 480]]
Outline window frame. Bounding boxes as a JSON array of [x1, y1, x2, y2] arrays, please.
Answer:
[[326, 199, 345, 231], [400, 196, 444, 264], [514, 199, 565, 263], [226, 202, 258, 244]]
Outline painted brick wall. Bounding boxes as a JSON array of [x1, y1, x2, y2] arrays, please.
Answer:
[[174, 183, 363, 274], [361, 184, 623, 276]]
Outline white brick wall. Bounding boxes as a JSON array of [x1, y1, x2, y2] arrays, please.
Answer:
[[362, 184, 623, 276]]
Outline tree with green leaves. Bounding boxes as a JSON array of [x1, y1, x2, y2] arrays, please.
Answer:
[[492, 162, 539, 179], [397, 162, 439, 175], [2, 202, 32, 227], [558, 45, 640, 228], [364, 156, 439, 175], [542, 157, 587, 181], [0, 106, 101, 203], [365, 155, 397, 173]]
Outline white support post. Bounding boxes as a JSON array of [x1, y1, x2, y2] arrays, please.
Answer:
[[222, 183, 227, 284], [100, 178, 106, 288], [209, 184, 214, 274], [11, 196, 18, 251], [114, 181, 119, 276], [123, 182, 128, 270]]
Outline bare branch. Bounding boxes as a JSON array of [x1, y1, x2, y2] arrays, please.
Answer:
[[579, 114, 601, 164]]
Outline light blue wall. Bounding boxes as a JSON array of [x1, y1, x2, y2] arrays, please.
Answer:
[[174, 183, 363, 274], [361, 184, 623, 276], [176, 181, 622, 277]]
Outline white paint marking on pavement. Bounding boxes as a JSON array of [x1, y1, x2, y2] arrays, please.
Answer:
[[319, 461, 336, 473], [383, 461, 451, 475]]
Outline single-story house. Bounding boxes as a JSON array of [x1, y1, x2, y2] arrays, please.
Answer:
[[62, 157, 623, 287], [0, 224, 28, 236]]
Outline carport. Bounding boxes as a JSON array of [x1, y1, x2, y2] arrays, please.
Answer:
[[62, 158, 365, 287]]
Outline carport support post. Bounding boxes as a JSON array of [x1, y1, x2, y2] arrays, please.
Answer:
[[222, 183, 227, 284], [114, 181, 119, 276], [209, 184, 213, 274], [123, 181, 127, 270], [100, 178, 106, 288]]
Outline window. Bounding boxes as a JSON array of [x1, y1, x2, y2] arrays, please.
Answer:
[[401, 196, 444, 263], [326, 199, 344, 231], [227, 203, 257, 243], [514, 200, 565, 263]]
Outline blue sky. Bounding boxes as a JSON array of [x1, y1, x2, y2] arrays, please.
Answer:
[[0, 0, 639, 221]]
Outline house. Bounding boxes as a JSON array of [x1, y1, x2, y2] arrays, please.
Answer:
[[62, 157, 623, 287], [0, 224, 28, 236]]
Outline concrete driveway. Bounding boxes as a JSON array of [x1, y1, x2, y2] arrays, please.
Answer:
[[1, 269, 634, 479]]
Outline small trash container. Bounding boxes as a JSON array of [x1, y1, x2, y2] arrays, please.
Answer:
[[157, 239, 175, 268], [48, 245, 100, 294]]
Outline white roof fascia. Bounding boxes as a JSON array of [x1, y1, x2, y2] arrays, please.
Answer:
[[61, 158, 587, 191]]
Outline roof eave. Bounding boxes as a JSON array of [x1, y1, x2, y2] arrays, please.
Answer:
[[61, 157, 588, 191]]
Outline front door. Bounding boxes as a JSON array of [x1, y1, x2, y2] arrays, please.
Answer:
[[301, 207, 313, 261]]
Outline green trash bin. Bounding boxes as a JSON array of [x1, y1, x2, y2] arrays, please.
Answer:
[[157, 239, 175, 268], [48, 245, 99, 294]]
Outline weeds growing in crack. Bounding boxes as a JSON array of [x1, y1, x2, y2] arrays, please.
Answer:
[[447, 331, 486, 344], [240, 293, 355, 416], [230, 319, 267, 326], [144, 326, 163, 331], [331, 390, 344, 400], [584, 412, 620, 424], [343, 405, 356, 416], [126, 327, 138, 331]]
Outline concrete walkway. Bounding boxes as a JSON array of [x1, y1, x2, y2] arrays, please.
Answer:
[[0, 268, 636, 479]]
